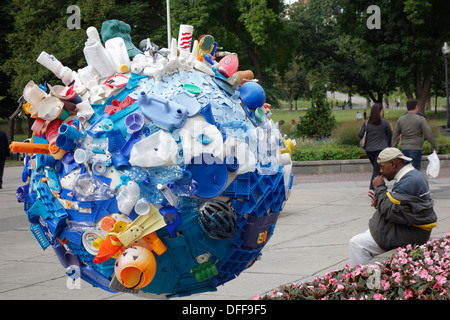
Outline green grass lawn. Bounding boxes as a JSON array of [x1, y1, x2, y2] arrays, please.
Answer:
[[271, 106, 449, 135]]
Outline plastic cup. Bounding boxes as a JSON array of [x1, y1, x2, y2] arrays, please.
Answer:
[[134, 198, 150, 215]]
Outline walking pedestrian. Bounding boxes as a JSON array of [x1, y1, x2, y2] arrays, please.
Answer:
[[392, 99, 438, 171], [357, 103, 392, 200]]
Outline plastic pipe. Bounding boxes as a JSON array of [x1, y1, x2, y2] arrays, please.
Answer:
[[10, 141, 50, 155]]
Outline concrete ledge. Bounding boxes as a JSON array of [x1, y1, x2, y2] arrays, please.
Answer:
[[292, 154, 450, 175]]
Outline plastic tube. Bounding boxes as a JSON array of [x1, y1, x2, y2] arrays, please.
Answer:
[[10, 141, 50, 155]]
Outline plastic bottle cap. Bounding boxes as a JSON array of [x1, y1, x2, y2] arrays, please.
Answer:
[[92, 161, 107, 175], [114, 220, 128, 233], [198, 134, 211, 145], [74, 148, 88, 164], [120, 64, 129, 73], [92, 237, 104, 250], [100, 216, 117, 232]]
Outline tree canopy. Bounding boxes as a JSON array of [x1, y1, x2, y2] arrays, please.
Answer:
[[289, 0, 450, 113], [1, 0, 450, 120]]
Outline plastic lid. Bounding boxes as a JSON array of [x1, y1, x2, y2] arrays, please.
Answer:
[[92, 161, 107, 175], [186, 155, 228, 198], [120, 64, 129, 73], [74, 148, 88, 164], [100, 216, 116, 232], [114, 220, 128, 233], [183, 84, 202, 95], [61, 151, 75, 164]]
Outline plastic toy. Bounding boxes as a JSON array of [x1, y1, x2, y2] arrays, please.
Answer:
[[10, 20, 294, 298]]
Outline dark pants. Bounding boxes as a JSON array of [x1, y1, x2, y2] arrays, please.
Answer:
[[402, 149, 422, 171], [366, 150, 382, 190], [0, 159, 4, 188]]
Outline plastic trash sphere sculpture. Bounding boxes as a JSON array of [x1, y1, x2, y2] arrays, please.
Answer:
[[10, 20, 295, 298]]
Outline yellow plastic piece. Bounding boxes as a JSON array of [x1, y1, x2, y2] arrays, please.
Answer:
[[92, 237, 104, 250], [142, 232, 167, 256], [120, 64, 129, 73], [114, 220, 128, 233], [280, 138, 295, 156], [116, 204, 166, 247]]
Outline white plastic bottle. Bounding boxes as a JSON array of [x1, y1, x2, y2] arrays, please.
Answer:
[[36, 51, 74, 85], [105, 37, 131, 74], [83, 38, 115, 78]]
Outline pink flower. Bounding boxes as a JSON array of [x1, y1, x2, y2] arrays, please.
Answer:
[[381, 279, 390, 291], [334, 284, 345, 292], [419, 269, 433, 281], [404, 289, 413, 300], [435, 275, 447, 285], [373, 293, 385, 300], [251, 294, 260, 300]]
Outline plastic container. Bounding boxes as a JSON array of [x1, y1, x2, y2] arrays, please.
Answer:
[[116, 181, 140, 215], [36, 51, 74, 86], [124, 112, 144, 133], [105, 37, 131, 74], [138, 92, 187, 130], [177, 24, 194, 55], [37, 96, 64, 121], [134, 198, 151, 215], [23, 80, 47, 114], [218, 53, 239, 77], [55, 134, 76, 151], [58, 123, 83, 141], [83, 38, 115, 78], [114, 245, 157, 289], [129, 130, 178, 167]]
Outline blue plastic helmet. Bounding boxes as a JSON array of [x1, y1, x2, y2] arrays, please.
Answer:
[[239, 81, 265, 111], [197, 200, 237, 240]]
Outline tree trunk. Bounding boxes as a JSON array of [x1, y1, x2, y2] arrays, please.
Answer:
[[288, 94, 293, 112], [246, 47, 262, 84], [415, 72, 432, 114]]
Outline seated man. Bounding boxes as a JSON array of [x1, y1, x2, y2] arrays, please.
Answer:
[[348, 147, 437, 267]]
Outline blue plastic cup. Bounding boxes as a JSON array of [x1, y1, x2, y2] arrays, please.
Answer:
[[56, 134, 76, 151], [59, 123, 83, 140]]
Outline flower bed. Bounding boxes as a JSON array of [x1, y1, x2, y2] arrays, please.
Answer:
[[254, 234, 450, 300]]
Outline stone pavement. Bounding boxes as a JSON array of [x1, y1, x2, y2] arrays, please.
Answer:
[[1, 165, 449, 300]]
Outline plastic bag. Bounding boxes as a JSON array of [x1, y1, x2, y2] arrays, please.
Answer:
[[426, 151, 440, 179]]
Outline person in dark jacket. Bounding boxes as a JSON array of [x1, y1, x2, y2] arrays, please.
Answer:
[[348, 147, 437, 267], [357, 103, 392, 199]]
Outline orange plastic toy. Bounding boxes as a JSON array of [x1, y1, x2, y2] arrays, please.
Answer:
[[93, 234, 123, 264]]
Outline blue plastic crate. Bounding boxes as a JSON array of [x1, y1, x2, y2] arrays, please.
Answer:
[[30, 223, 50, 250]]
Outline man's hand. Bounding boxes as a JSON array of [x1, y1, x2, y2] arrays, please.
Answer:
[[372, 175, 385, 189]]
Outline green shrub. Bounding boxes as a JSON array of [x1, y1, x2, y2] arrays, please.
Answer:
[[292, 140, 365, 161], [294, 79, 336, 139], [423, 136, 450, 155], [331, 121, 363, 146]]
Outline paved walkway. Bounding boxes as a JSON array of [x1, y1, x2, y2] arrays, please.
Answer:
[[1, 165, 449, 300]]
